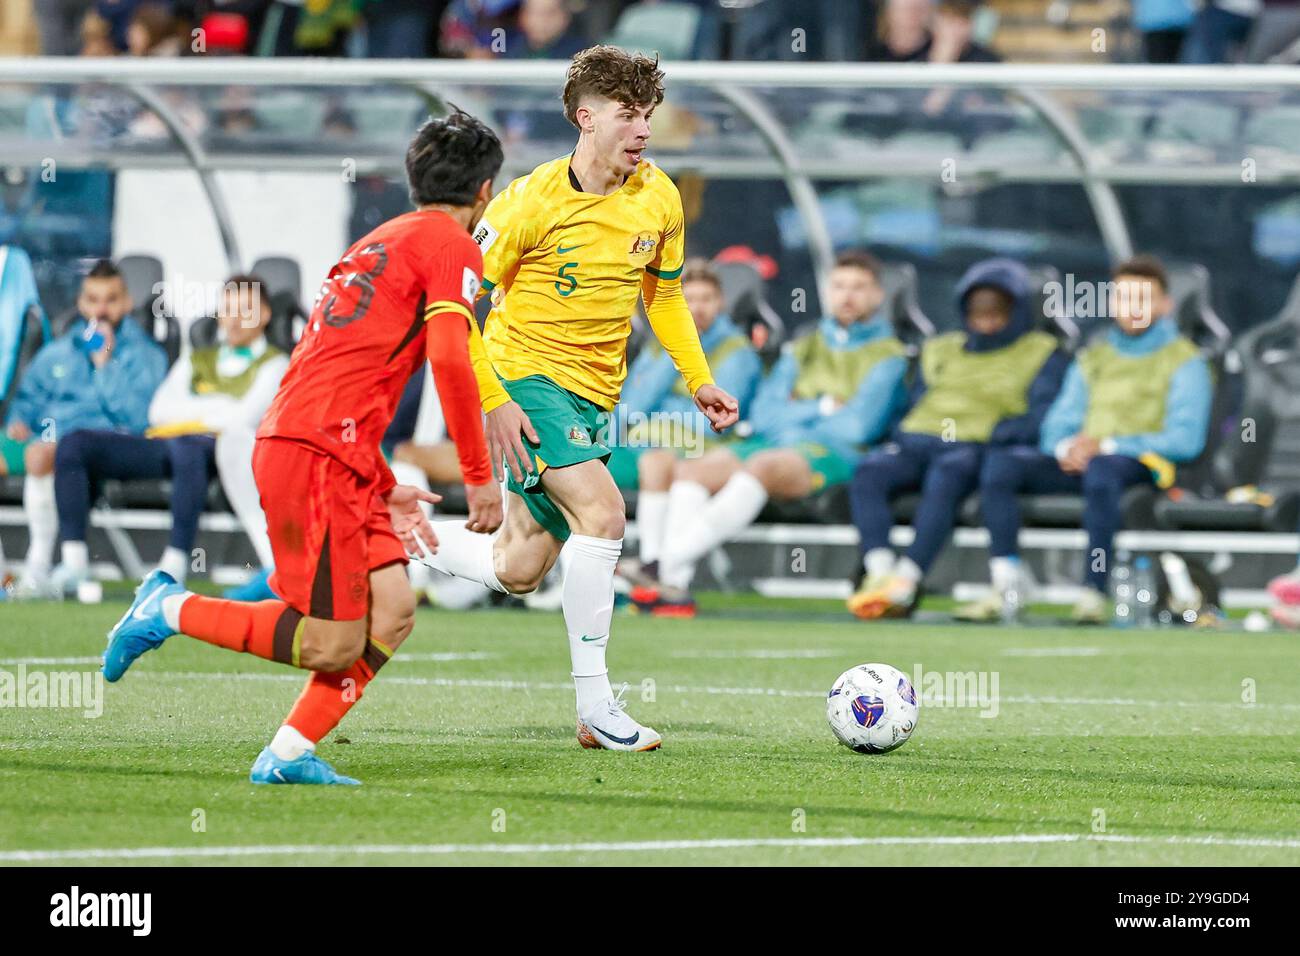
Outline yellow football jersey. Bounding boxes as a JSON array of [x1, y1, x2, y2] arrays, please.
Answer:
[[469, 154, 713, 412]]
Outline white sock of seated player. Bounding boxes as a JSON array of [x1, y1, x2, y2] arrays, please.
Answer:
[[420, 519, 507, 593], [159, 546, 189, 584], [636, 490, 669, 566], [662, 471, 768, 591], [23, 473, 56, 580], [989, 556, 1021, 593], [863, 547, 896, 579], [61, 540, 89, 576], [657, 479, 710, 590], [564, 534, 621, 716]]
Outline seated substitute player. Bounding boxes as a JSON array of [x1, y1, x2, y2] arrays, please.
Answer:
[[608, 258, 761, 581], [846, 258, 1069, 619], [418, 46, 740, 751], [957, 255, 1212, 624], [101, 110, 506, 785], [4, 260, 168, 597], [636, 250, 910, 616], [50, 276, 288, 593]]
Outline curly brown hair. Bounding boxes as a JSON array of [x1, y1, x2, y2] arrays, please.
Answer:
[[562, 45, 665, 129]]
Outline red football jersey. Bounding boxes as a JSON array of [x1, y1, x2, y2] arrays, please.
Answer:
[[258, 209, 483, 482]]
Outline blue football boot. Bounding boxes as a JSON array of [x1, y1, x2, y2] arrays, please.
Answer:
[[249, 747, 361, 785], [102, 570, 185, 682]]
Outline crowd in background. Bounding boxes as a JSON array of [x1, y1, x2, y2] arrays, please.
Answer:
[[13, 0, 1299, 65]]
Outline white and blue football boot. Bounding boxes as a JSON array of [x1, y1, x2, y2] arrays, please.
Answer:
[[576, 684, 662, 752], [102, 570, 185, 682], [249, 747, 361, 786]]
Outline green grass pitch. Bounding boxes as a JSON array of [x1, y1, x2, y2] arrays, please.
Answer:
[[1, 595, 1298, 866]]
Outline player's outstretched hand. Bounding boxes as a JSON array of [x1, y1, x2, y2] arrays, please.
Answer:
[[464, 479, 503, 534], [694, 384, 740, 433], [387, 484, 441, 555], [486, 401, 540, 484]]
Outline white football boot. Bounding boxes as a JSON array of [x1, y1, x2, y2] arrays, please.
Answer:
[[576, 684, 662, 752]]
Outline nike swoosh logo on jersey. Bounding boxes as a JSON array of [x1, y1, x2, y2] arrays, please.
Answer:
[[557, 243, 583, 255], [579, 634, 606, 643], [588, 724, 640, 746]]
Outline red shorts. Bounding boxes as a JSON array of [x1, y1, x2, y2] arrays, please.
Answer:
[[253, 437, 407, 621]]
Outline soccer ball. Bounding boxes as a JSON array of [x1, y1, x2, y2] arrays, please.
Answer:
[[826, 663, 919, 754]]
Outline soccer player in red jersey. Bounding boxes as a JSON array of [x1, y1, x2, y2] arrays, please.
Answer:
[[102, 111, 506, 784]]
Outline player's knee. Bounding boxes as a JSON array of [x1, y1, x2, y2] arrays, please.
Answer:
[[303, 642, 363, 673], [497, 561, 546, 595], [576, 499, 625, 541], [299, 626, 366, 673], [373, 589, 417, 647]]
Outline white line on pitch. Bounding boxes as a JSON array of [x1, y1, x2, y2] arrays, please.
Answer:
[[137, 671, 1300, 710], [670, 649, 842, 659], [4, 832, 1300, 863], [392, 652, 496, 662], [0, 656, 104, 665], [1002, 648, 1103, 657]]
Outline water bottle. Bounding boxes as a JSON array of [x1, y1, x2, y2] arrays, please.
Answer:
[[1133, 555, 1157, 629], [1111, 551, 1133, 628]]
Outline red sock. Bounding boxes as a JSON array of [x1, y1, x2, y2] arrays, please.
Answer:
[[283, 639, 394, 743], [179, 596, 303, 665]]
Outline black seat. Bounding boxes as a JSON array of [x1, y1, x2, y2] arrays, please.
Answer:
[[1154, 274, 1300, 532], [880, 261, 934, 355], [249, 256, 308, 350]]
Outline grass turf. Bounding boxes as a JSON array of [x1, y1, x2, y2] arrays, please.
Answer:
[[1, 595, 1298, 866]]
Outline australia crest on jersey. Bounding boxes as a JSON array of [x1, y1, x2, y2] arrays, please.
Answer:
[[628, 232, 658, 266], [567, 424, 592, 446]]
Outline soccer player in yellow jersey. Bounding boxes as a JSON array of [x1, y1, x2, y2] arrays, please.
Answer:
[[420, 46, 739, 751]]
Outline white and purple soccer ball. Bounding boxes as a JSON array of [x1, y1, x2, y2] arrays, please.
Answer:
[[826, 663, 919, 754]]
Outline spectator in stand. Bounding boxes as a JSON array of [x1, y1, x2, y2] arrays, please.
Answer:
[[95, 0, 148, 52], [610, 259, 762, 586], [635, 251, 909, 617], [1182, 0, 1262, 62], [126, 2, 187, 55], [52, 276, 288, 595], [504, 0, 586, 59], [36, 0, 96, 55], [80, 9, 120, 55], [845, 259, 1069, 621], [1133, 0, 1195, 62], [865, 0, 935, 61], [3, 260, 168, 598], [440, 0, 521, 57], [958, 256, 1212, 625], [363, 0, 439, 58], [928, 0, 999, 62]]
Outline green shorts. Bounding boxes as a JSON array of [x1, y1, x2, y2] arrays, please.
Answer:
[[503, 374, 610, 542], [0, 433, 26, 476], [730, 437, 857, 492]]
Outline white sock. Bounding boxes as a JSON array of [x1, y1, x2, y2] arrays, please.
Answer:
[[425, 570, 491, 610], [661, 472, 768, 590], [419, 519, 507, 593], [563, 534, 621, 715], [990, 556, 1021, 593], [864, 547, 896, 578], [216, 425, 276, 568], [657, 480, 710, 590], [61, 540, 89, 575], [23, 473, 56, 579], [159, 546, 189, 583], [894, 556, 923, 584], [269, 723, 315, 761], [161, 592, 192, 631], [635, 490, 669, 565]]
